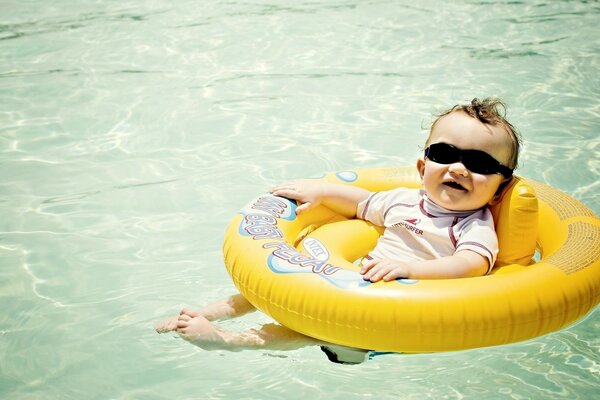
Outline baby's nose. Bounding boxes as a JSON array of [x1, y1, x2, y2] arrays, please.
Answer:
[[447, 162, 469, 176]]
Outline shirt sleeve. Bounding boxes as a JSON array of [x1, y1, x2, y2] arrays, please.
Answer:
[[454, 209, 499, 274], [356, 188, 413, 226], [356, 192, 381, 224]]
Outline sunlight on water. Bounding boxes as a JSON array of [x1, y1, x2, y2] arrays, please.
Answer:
[[1, 1, 599, 399]]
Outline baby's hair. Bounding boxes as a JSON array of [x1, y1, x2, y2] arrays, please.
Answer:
[[429, 98, 522, 169]]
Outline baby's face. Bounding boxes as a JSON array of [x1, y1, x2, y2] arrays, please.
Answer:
[[417, 111, 512, 211]]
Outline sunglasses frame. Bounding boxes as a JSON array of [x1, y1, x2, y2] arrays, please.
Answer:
[[424, 142, 513, 178]]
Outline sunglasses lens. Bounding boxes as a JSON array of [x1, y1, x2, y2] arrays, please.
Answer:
[[427, 143, 458, 164], [462, 151, 497, 174], [425, 142, 510, 177]]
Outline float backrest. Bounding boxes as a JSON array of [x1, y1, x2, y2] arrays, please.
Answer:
[[489, 177, 538, 267]]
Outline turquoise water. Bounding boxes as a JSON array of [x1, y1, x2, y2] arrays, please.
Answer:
[[1, 1, 599, 399]]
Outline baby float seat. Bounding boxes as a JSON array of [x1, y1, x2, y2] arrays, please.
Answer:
[[489, 176, 538, 269], [223, 166, 600, 352]]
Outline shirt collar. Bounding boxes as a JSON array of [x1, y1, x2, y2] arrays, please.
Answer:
[[419, 190, 478, 218]]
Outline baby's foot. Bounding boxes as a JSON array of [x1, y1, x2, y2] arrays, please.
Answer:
[[176, 314, 228, 350], [154, 308, 203, 333], [155, 315, 179, 333], [179, 308, 202, 318]]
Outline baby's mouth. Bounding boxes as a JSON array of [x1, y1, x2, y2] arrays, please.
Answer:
[[443, 181, 467, 191]]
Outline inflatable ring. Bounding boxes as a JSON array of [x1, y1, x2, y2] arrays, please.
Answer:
[[223, 166, 600, 352]]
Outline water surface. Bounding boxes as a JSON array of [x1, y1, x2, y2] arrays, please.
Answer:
[[1, 1, 599, 399]]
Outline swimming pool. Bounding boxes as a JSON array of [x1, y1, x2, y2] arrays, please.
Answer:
[[1, 1, 598, 398]]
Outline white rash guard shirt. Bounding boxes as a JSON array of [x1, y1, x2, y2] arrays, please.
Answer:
[[356, 188, 498, 274]]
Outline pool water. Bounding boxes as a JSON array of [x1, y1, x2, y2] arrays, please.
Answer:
[[1, 1, 599, 399]]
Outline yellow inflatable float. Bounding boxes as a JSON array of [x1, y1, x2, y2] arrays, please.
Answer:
[[222, 166, 600, 352]]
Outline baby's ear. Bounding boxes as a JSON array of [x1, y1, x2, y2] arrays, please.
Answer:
[[416, 158, 426, 179], [489, 177, 514, 205]]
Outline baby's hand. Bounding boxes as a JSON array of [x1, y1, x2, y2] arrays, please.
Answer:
[[271, 180, 325, 214], [360, 258, 409, 282]]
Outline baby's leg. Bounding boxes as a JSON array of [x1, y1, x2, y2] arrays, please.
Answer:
[[193, 293, 256, 321], [176, 313, 320, 351], [155, 293, 256, 333]]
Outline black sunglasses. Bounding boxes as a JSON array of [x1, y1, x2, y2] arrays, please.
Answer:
[[424, 142, 513, 178]]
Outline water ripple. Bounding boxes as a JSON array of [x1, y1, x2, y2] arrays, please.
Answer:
[[1, 1, 599, 399]]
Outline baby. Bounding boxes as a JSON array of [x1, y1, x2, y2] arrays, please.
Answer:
[[156, 98, 521, 363]]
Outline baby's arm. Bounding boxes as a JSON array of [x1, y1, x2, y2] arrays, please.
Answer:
[[361, 250, 489, 281], [272, 180, 369, 217]]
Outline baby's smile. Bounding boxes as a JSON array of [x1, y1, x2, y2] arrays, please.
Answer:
[[443, 180, 467, 191]]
